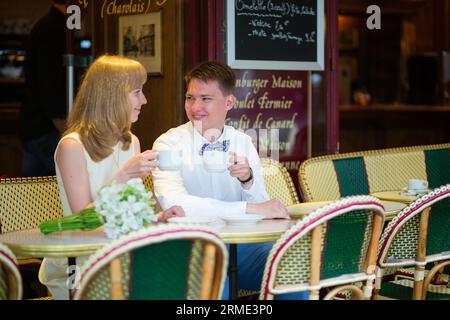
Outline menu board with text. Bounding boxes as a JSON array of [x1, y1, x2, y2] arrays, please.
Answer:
[[227, 0, 324, 70], [227, 70, 308, 192]]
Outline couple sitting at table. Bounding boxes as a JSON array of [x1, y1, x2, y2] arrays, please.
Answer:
[[40, 55, 305, 300]]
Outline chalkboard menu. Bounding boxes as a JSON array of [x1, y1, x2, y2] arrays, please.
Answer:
[[227, 0, 324, 70]]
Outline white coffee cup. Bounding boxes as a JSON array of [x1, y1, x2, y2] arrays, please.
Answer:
[[203, 150, 228, 173], [408, 179, 428, 191], [157, 150, 182, 171]]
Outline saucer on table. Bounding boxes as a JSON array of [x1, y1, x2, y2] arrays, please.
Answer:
[[167, 216, 218, 224], [402, 188, 430, 196], [218, 214, 264, 225]]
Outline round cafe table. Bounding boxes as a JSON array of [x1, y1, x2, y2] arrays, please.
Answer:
[[0, 220, 294, 258], [0, 219, 295, 300], [371, 190, 418, 204]]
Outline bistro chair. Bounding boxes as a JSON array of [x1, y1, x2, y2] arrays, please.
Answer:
[[72, 224, 228, 300], [375, 184, 450, 300], [0, 176, 63, 299], [232, 158, 300, 299], [261, 158, 299, 206], [0, 176, 63, 233], [298, 143, 450, 202], [0, 243, 22, 300], [260, 195, 385, 300]]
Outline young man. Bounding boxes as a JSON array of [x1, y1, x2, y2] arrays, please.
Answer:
[[152, 61, 303, 299]]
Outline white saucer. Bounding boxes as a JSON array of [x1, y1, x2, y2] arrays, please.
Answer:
[[219, 214, 264, 225], [167, 216, 217, 224], [402, 188, 430, 196]]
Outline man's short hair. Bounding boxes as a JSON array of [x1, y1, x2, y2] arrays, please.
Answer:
[[184, 61, 236, 95]]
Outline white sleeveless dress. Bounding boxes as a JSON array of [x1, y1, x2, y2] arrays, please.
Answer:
[[38, 132, 135, 299]]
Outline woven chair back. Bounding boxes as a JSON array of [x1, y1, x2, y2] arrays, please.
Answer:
[[260, 195, 385, 300], [0, 176, 64, 233], [73, 224, 228, 300], [0, 243, 22, 300], [261, 158, 299, 206], [378, 184, 450, 266], [142, 174, 154, 192], [376, 184, 450, 299], [298, 143, 450, 202]]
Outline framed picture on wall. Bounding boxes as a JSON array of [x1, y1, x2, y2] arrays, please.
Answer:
[[118, 11, 162, 76]]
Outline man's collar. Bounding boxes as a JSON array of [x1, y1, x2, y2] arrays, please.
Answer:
[[190, 122, 227, 143]]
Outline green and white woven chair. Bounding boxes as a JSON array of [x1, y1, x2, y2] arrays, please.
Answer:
[[72, 224, 228, 300], [260, 195, 386, 300], [298, 143, 450, 202], [375, 184, 450, 300], [0, 243, 22, 300], [261, 158, 299, 206]]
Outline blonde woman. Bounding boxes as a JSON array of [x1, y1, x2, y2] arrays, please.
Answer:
[[39, 55, 184, 299]]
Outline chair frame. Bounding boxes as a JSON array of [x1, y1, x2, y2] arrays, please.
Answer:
[[260, 195, 386, 300], [375, 184, 450, 300], [0, 243, 22, 300], [72, 224, 228, 300]]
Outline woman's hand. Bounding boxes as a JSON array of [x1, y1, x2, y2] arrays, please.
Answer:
[[157, 205, 186, 222], [112, 150, 158, 183]]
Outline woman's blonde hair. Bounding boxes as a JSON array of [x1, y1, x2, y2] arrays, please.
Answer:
[[65, 55, 147, 162]]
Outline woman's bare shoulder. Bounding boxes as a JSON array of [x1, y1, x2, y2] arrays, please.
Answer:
[[57, 136, 84, 160]]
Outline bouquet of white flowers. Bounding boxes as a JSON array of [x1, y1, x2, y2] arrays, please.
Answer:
[[39, 178, 157, 239], [95, 178, 157, 239]]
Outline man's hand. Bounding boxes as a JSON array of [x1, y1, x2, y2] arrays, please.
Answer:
[[157, 205, 185, 222], [228, 152, 253, 188], [246, 199, 290, 219]]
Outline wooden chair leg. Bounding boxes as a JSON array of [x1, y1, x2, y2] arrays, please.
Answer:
[[364, 213, 383, 299], [413, 207, 430, 300], [210, 245, 224, 300], [7, 272, 18, 300], [371, 267, 384, 300], [110, 257, 124, 300], [422, 260, 450, 300], [200, 243, 216, 300], [323, 285, 365, 300], [413, 265, 425, 300], [309, 225, 322, 300]]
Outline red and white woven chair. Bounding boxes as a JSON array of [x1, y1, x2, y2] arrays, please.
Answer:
[[260, 195, 386, 300], [0, 243, 22, 300], [375, 184, 450, 300], [72, 224, 228, 300]]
